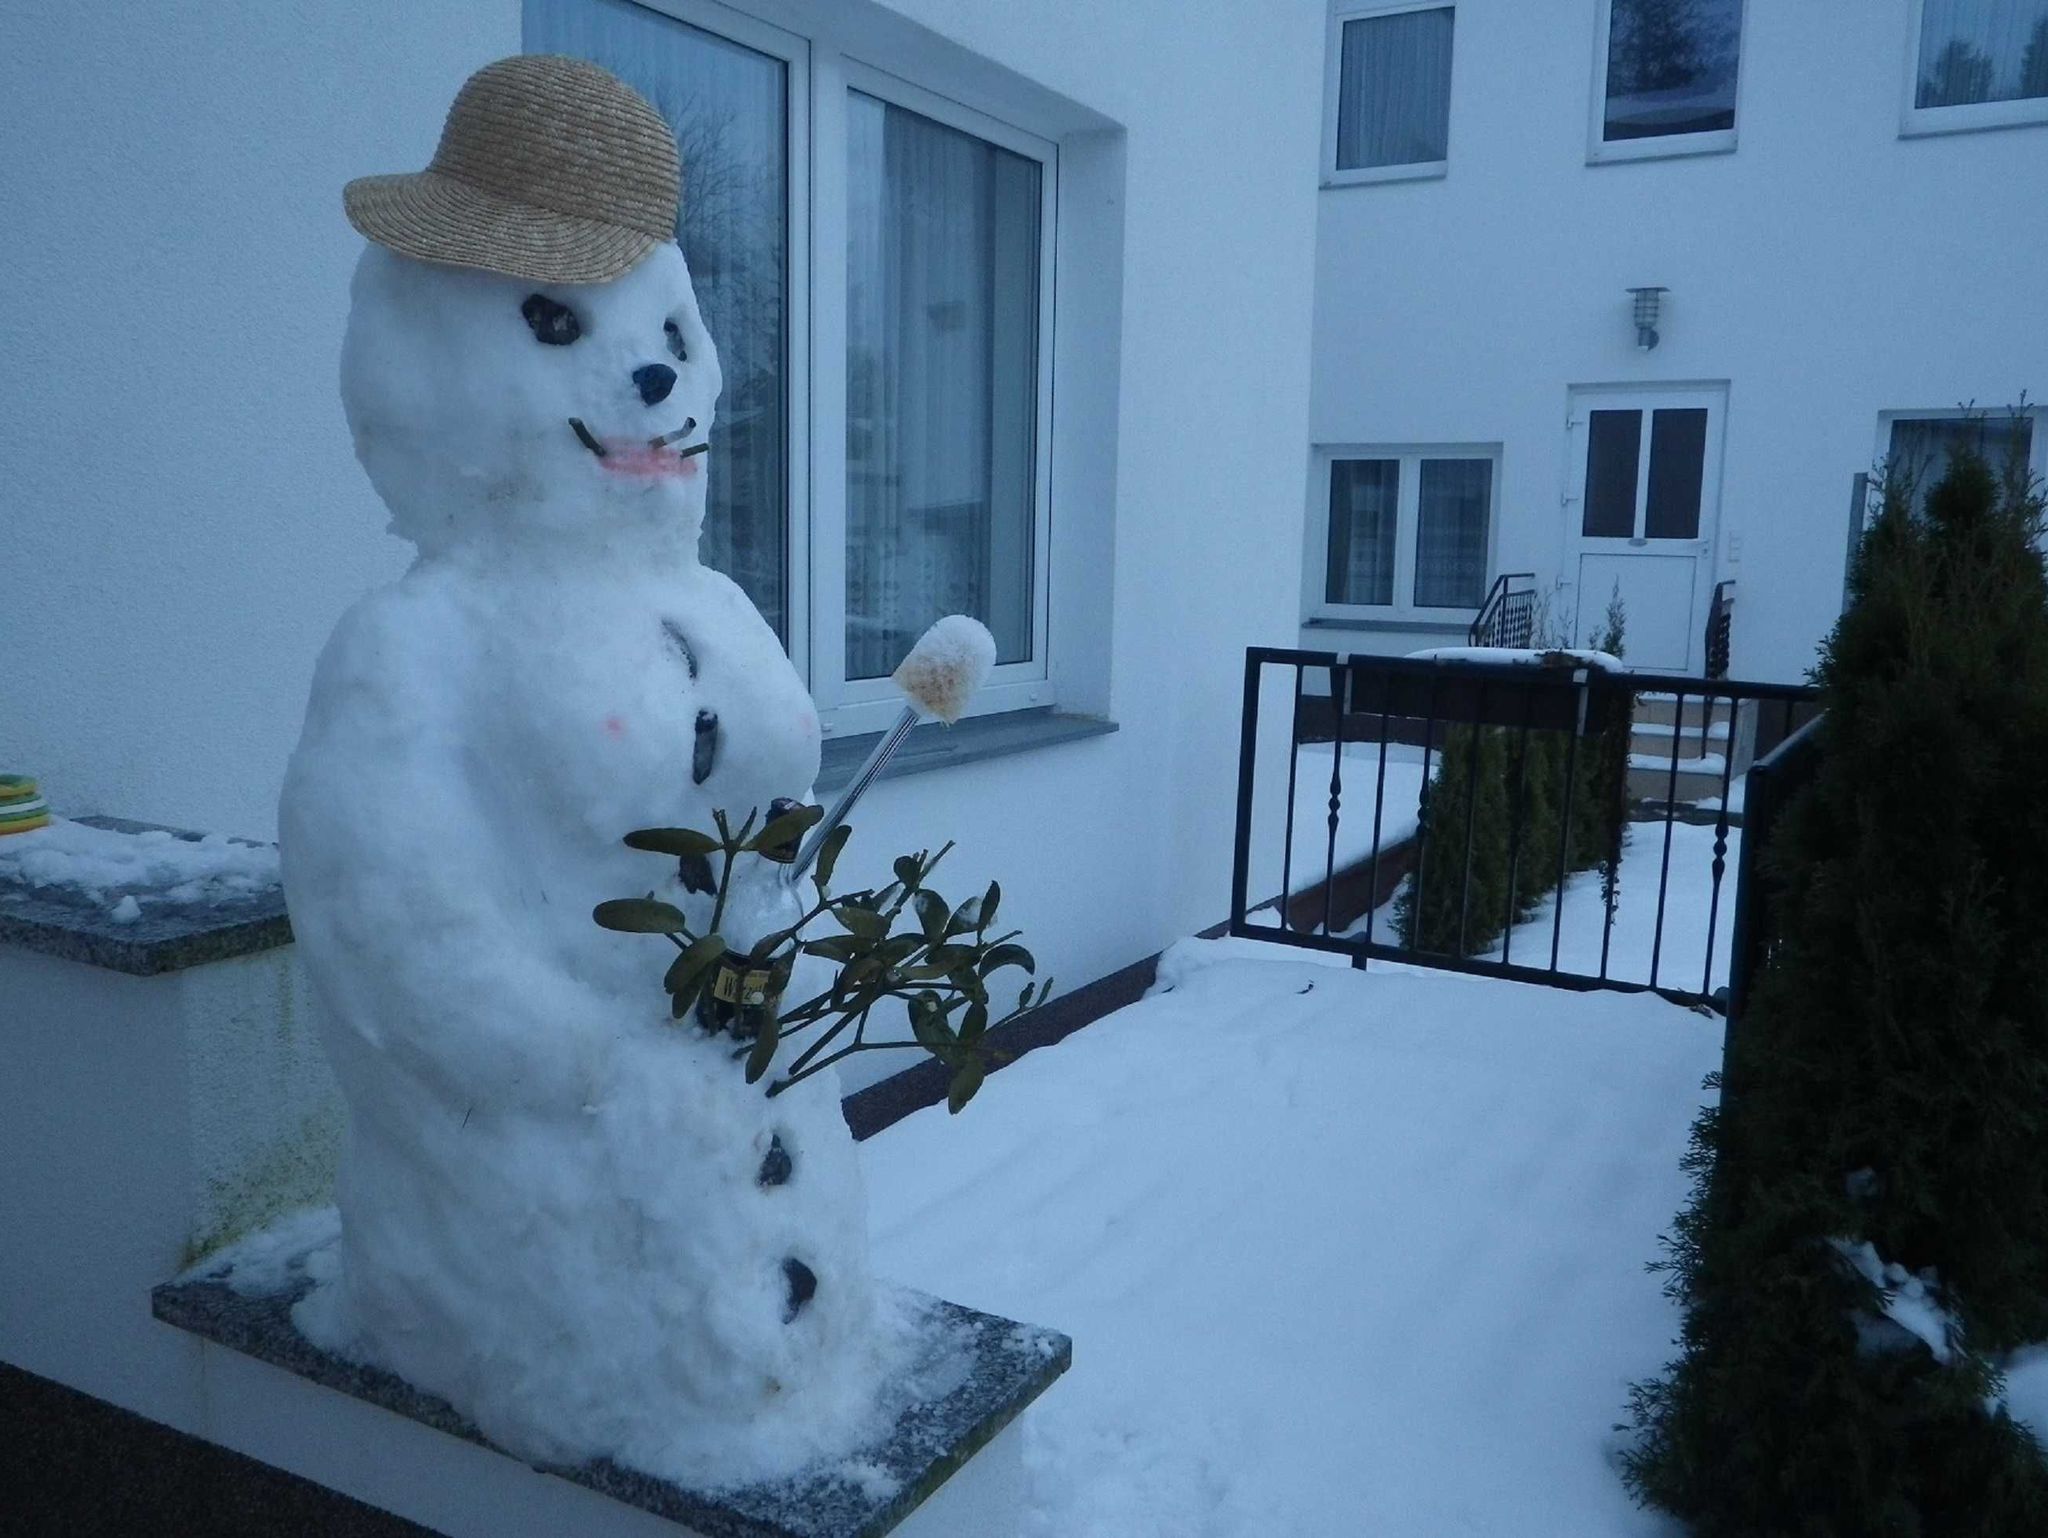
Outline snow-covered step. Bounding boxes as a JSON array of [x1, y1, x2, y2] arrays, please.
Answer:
[[1628, 761, 1734, 804], [1632, 693, 1734, 730], [1629, 719, 1731, 759]]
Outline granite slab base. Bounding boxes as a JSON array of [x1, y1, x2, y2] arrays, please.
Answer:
[[152, 1258, 1068, 1538]]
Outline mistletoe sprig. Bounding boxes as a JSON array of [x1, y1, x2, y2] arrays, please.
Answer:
[[593, 803, 1048, 1111]]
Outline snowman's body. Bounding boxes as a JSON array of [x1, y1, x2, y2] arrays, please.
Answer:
[[281, 243, 891, 1482]]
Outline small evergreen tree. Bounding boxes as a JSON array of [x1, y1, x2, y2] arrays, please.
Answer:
[[1624, 436, 2048, 1534]]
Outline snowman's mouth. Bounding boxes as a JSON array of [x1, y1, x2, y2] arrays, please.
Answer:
[[568, 417, 708, 477]]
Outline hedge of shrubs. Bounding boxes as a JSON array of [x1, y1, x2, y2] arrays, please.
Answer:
[[1623, 440, 2048, 1535]]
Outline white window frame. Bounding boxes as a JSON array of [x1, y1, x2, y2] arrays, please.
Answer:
[[1899, 0, 2048, 138], [1321, 1, 1455, 187], [1873, 405, 2048, 487], [1304, 443, 1502, 625], [811, 57, 1060, 736], [1586, 0, 1745, 165], [537, 0, 1064, 741]]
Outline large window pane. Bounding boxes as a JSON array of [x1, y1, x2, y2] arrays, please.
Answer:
[[525, 0, 790, 640], [1335, 8, 1455, 170], [1888, 415, 2036, 507], [1413, 459, 1490, 608], [1644, 408, 1707, 539], [1326, 460, 1399, 606], [1602, 0, 1742, 141], [846, 93, 1039, 681], [1916, 0, 2048, 107], [1583, 410, 1642, 538]]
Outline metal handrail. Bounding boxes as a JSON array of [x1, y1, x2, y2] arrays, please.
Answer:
[[1705, 580, 1736, 680], [1468, 572, 1537, 647]]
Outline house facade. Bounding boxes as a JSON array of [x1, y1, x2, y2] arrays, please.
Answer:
[[3, 0, 1324, 1080], [1305, 0, 2048, 679]]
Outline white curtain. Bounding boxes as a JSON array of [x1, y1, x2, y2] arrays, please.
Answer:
[[525, 0, 791, 639], [1326, 460, 1398, 606], [845, 94, 1038, 681], [1413, 459, 1489, 610], [1917, 0, 2048, 106], [1335, 8, 1454, 170]]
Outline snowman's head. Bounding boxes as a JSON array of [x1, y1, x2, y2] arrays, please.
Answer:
[[341, 240, 721, 561]]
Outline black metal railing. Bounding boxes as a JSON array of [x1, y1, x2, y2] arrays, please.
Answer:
[[1228, 647, 1819, 1010], [1705, 580, 1735, 679], [1468, 572, 1537, 648]]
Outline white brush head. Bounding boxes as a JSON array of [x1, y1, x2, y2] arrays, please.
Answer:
[[892, 615, 997, 724]]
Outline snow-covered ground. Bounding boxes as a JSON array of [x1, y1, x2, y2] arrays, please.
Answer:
[[864, 938, 1719, 1536], [1485, 821, 1742, 996], [1257, 741, 1428, 901]]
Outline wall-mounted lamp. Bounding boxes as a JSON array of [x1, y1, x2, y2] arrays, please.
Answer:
[[1628, 286, 1668, 350]]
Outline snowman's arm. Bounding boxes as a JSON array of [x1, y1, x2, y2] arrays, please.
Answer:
[[281, 587, 611, 1109]]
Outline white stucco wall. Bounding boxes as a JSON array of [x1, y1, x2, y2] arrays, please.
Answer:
[[1310, 0, 2048, 681], [3, 0, 1322, 1038]]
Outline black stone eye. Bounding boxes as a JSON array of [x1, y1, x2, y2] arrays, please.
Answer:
[[521, 293, 582, 346], [663, 318, 688, 363]]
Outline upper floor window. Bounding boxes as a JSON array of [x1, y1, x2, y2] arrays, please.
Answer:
[[1308, 446, 1498, 623], [1324, 3, 1456, 185], [1904, 0, 2048, 135], [526, 0, 1061, 737], [1590, 0, 1743, 163]]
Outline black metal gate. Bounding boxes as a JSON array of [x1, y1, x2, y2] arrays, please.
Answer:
[[1228, 647, 1818, 1010]]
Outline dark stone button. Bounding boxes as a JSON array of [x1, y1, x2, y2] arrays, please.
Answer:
[[758, 1134, 793, 1188], [782, 1257, 817, 1323], [676, 851, 715, 895], [692, 710, 718, 785]]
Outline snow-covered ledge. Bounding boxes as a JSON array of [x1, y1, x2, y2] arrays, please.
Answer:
[[1, 817, 1067, 1536]]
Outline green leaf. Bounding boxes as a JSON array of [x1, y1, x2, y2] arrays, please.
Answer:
[[893, 854, 924, 890], [979, 942, 1036, 977], [980, 880, 1001, 929], [744, 1011, 781, 1084], [947, 1059, 985, 1114], [594, 898, 688, 933], [961, 1000, 990, 1044], [802, 935, 860, 963], [925, 943, 975, 970], [746, 802, 823, 854], [664, 933, 727, 1000], [909, 992, 955, 1055], [831, 904, 889, 940], [812, 823, 854, 888], [622, 827, 720, 857], [946, 896, 983, 936], [914, 888, 949, 943]]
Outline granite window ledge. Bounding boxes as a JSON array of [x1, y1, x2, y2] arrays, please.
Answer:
[[817, 710, 1116, 795], [1303, 616, 1471, 636]]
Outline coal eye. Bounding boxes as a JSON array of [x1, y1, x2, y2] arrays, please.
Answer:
[[663, 318, 688, 363], [521, 294, 582, 346]]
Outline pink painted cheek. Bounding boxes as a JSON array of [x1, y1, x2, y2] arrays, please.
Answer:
[[603, 714, 628, 739]]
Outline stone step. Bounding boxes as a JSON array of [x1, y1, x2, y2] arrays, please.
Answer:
[[1632, 692, 1734, 730], [1629, 720, 1730, 760], [1628, 762, 1734, 803]]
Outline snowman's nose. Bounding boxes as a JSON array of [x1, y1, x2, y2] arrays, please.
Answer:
[[632, 364, 676, 407]]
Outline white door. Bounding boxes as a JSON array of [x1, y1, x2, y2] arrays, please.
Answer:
[[1563, 385, 1725, 674]]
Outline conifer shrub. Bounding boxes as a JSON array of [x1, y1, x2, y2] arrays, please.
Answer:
[[1623, 439, 2048, 1535], [1396, 594, 1629, 958]]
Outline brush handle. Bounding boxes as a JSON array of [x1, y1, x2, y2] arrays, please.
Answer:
[[787, 705, 920, 883]]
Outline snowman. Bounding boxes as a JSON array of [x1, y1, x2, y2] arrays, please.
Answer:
[[281, 56, 903, 1483]]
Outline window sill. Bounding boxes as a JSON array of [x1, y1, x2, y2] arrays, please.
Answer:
[[1321, 160, 1447, 189], [816, 708, 1117, 794], [1587, 131, 1736, 166], [1900, 103, 2048, 139], [1305, 615, 1473, 635]]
